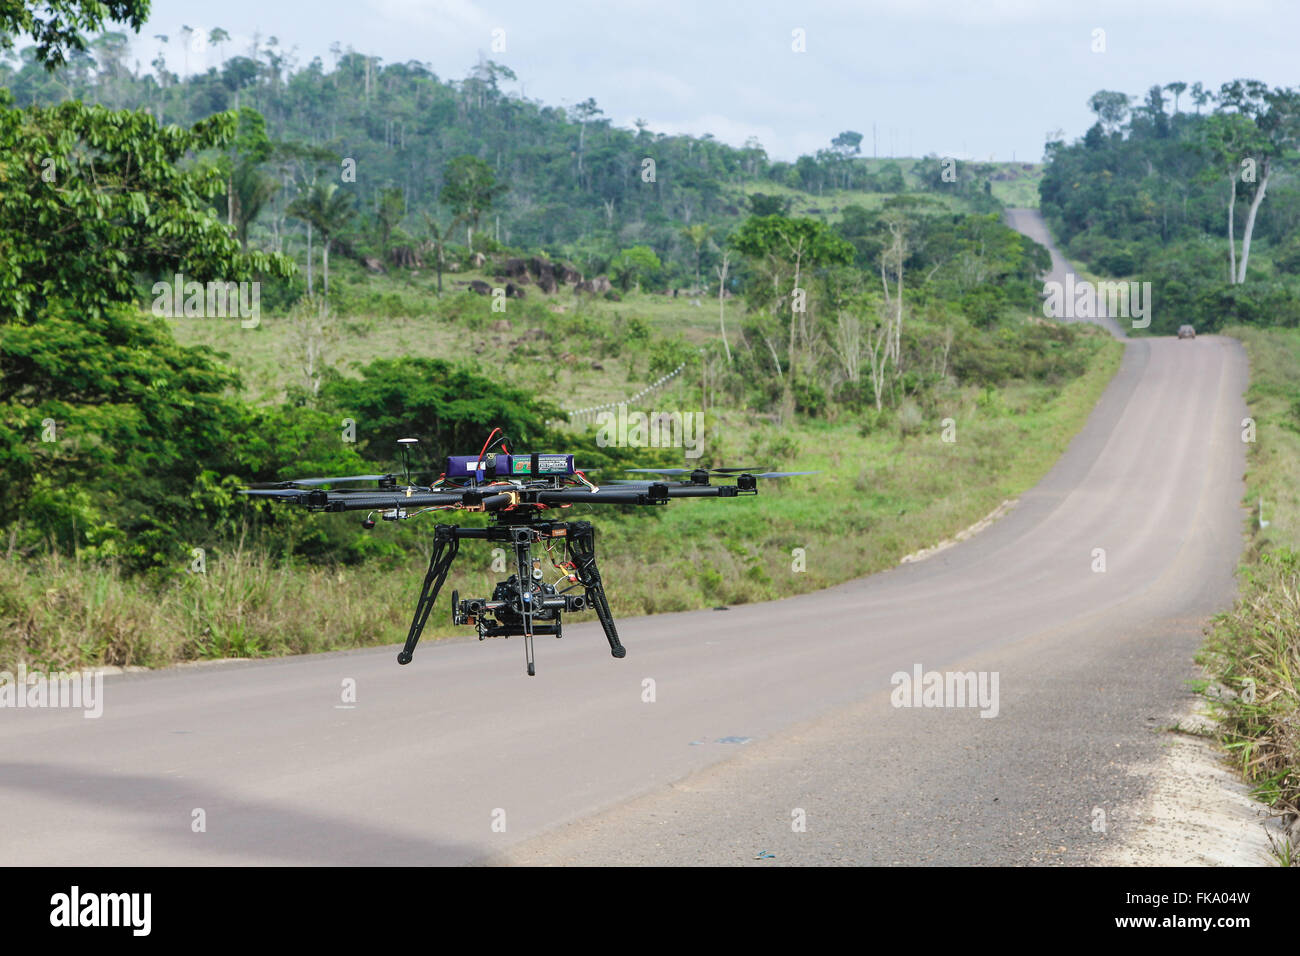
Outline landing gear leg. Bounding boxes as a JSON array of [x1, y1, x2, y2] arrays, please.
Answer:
[[398, 525, 460, 665], [568, 521, 626, 660], [512, 527, 537, 676]]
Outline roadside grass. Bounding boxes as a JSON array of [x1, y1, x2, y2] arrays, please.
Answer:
[[0, 325, 1120, 671], [1199, 325, 1300, 852]]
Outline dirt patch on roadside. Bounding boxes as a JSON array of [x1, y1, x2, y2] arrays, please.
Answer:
[[1098, 705, 1282, 866]]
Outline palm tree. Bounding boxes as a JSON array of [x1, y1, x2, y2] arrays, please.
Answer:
[[288, 192, 315, 296], [682, 223, 712, 291], [209, 27, 229, 64], [289, 182, 354, 299], [231, 162, 278, 250]]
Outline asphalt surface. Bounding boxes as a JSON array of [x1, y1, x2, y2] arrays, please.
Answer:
[[0, 211, 1248, 865]]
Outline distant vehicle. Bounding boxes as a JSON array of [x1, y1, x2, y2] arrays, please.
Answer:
[[1177, 324, 1196, 339]]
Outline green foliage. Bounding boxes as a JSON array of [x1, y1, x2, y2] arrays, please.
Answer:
[[0, 28, 306, 571], [748, 193, 792, 217], [440, 154, 507, 238], [0, 0, 148, 67], [318, 356, 562, 474], [1042, 78, 1300, 332], [948, 321, 1094, 387], [0, 91, 293, 319], [912, 156, 1002, 210], [0, 37, 1017, 294], [731, 214, 855, 268], [647, 336, 694, 378], [609, 245, 662, 291]]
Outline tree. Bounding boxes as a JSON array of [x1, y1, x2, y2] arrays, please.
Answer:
[[440, 154, 506, 247], [208, 26, 229, 61], [1203, 111, 1265, 283], [230, 161, 278, 250], [1196, 81, 1277, 284], [0, 93, 289, 319], [877, 209, 912, 367], [831, 130, 863, 156], [1141, 85, 1169, 137], [570, 97, 602, 180], [681, 223, 711, 291], [288, 181, 354, 299], [421, 210, 452, 296], [831, 131, 863, 188], [1088, 90, 1131, 132], [0, 52, 298, 565], [222, 107, 271, 232], [1164, 81, 1187, 115], [731, 215, 854, 416], [220, 55, 259, 109], [1232, 87, 1300, 283], [748, 193, 792, 217], [319, 357, 560, 475], [610, 245, 661, 292], [376, 186, 406, 259], [0, 0, 149, 68], [715, 250, 732, 364], [1190, 81, 1213, 114]]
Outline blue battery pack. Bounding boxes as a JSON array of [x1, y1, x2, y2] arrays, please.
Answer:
[[444, 453, 575, 479]]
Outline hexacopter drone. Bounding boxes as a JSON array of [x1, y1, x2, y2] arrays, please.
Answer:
[[242, 428, 812, 675]]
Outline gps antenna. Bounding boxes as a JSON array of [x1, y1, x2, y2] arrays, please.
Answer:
[[398, 438, 419, 487]]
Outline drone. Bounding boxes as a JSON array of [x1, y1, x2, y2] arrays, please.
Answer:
[[241, 428, 813, 676]]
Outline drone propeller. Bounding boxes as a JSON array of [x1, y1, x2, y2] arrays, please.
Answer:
[[624, 466, 762, 476], [247, 466, 448, 491], [613, 469, 817, 482], [246, 474, 391, 489]]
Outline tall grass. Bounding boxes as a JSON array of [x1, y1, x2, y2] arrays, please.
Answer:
[[1199, 550, 1300, 826], [1202, 327, 1300, 846]]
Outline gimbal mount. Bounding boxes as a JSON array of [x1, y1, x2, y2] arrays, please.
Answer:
[[398, 511, 624, 676]]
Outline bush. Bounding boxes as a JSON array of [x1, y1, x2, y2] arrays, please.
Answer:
[[896, 400, 923, 436]]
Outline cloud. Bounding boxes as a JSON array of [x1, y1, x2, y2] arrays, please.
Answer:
[[372, 0, 494, 33], [609, 69, 696, 104]]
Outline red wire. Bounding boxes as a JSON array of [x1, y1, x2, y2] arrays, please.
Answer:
[[475, 427, 501, 473]]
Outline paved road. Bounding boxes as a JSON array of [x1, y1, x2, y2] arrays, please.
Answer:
[[1005, 206, 1127, 338], [0, 211, 1248, 865]]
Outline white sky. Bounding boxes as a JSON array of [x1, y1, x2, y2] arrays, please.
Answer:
[[106, 0, 1300, 162]]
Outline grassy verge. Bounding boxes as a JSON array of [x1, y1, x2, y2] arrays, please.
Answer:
[[0, 326, 1121, 671], [1199, 325, 1300, 859]]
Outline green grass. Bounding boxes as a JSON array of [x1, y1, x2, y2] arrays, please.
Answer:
[[172, 276, 713, 401], [987, 164, 1044, 208], [1226, 326, 1300, 549], [1198, 326, 1300, 848]]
